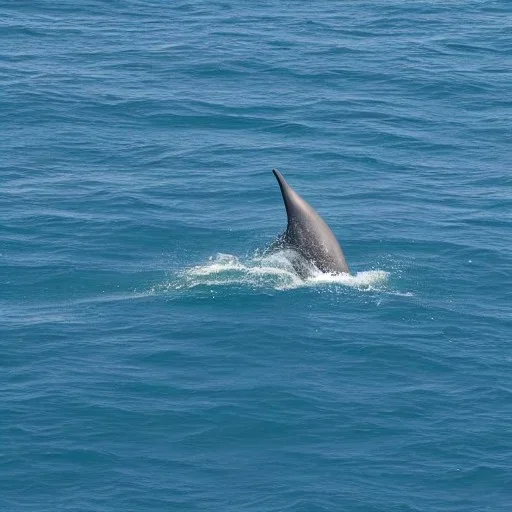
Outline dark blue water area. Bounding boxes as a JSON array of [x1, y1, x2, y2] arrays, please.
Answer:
[[1, 1, 512, 510]]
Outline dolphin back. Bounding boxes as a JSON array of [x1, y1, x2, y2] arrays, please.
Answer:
[[272, 169, 350, 274]]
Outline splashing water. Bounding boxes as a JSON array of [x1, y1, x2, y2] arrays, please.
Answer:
[[156, 251, 392, 293]]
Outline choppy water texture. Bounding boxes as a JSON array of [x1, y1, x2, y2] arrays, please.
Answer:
[[2, 1, 512, 511]]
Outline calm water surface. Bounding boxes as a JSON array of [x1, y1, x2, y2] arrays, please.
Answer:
[[2, 1, 512, 511]]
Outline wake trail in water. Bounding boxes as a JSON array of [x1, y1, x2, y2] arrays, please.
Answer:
[[154, 251, 397, 294]]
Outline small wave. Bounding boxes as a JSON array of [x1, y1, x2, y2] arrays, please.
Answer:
[[154, 251, 395, 293]]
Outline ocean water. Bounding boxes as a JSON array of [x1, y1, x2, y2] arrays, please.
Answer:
[[2, 1, 512, 510]]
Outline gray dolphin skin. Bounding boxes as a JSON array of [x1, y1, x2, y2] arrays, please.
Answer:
[[272, 169, 350, 275]]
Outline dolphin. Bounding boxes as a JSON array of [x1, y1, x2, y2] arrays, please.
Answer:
[[270, 169, 350, 275]]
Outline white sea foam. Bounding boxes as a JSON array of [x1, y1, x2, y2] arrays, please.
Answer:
[[169, 251, 392, 292]]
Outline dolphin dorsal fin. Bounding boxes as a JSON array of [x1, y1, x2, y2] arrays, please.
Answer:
[[272, 169, 312, 224], [271, 169, 350, 275]]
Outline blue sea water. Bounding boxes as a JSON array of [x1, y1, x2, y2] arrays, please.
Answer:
[[2, 1, 512, 510]]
